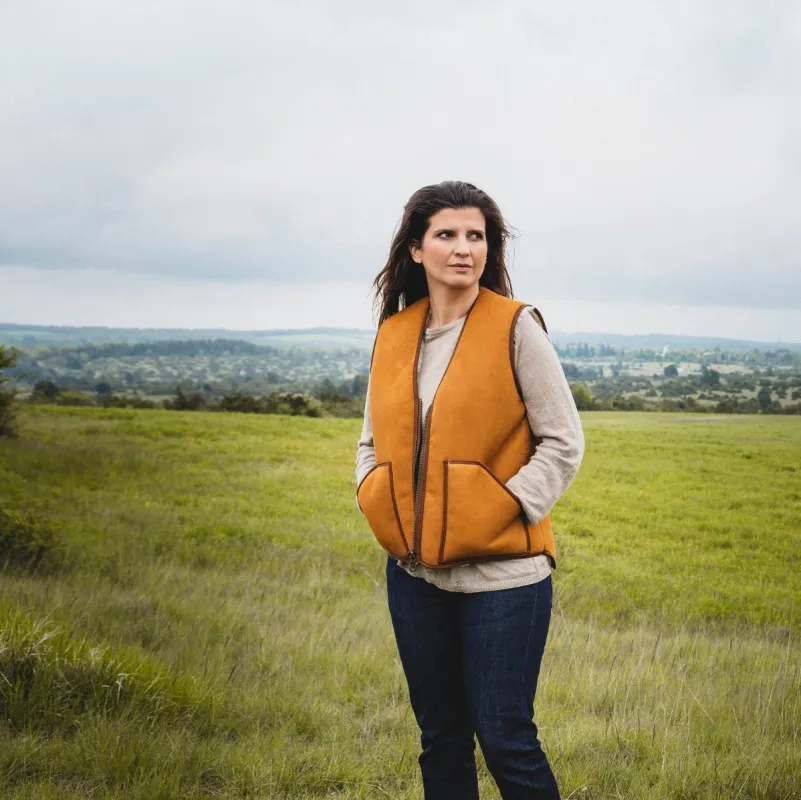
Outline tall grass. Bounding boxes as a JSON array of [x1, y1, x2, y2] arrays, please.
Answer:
[[0, 406, 798, 798]]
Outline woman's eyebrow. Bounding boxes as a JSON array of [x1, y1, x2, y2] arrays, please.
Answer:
[[431, 227, 485, 235]]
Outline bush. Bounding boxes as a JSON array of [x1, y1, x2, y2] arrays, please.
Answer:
[[100, 394, 157, 409], [218, 391, 323, 417], [0, 507, 63, 573], [218, 391, 266, 414], [0, 345, 19, 437], [163, 386, 206, 411], [54, 390, 95, 407], [33, 379, 60, 399], [611, 394, 654, 412], [318, 396, 366, 418], [276, 392, 323, 417], [570, 383, 595, 410]]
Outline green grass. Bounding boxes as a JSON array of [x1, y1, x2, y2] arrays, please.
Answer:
[[558, 414, 801, 630], [0, 406, 799, 798]]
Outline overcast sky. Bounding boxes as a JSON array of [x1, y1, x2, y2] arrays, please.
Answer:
[[2, 1, 800, 341]]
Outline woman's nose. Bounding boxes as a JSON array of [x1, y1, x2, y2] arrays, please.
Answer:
[[454, 236, 470, 256]]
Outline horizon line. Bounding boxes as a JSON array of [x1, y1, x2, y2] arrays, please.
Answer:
[[1, 321, 799, 349]]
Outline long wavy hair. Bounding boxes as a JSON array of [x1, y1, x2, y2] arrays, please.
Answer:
[[372, 181, 517, 327]]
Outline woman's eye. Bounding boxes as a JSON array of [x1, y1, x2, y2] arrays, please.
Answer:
[[436, 231, 484, 240]]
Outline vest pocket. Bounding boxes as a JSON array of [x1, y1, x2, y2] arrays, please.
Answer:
[[440, 460, 530, 564], [356, 462, 409, 559]]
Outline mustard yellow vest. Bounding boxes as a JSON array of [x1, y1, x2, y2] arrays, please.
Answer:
[[357, 285, 556, 569]]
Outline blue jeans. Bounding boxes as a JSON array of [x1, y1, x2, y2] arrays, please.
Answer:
[[386, 558, 560, 799]]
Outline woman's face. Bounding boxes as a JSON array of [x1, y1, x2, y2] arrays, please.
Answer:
[[409, 206, 487, 292]]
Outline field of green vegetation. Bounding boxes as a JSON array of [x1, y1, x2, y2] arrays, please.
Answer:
[[0, 407, 799, 799]]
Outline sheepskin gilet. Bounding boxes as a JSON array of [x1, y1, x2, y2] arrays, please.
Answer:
[[357, 286, 556, 568]]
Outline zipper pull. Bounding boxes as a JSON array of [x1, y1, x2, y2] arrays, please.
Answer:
[[408, 550, 418, 572]]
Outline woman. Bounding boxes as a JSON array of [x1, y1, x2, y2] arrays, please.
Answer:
[[355, 181, 584, 799]]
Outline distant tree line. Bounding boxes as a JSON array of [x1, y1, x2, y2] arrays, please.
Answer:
[[23, 375, 373, 419], [560, 363, 604, 380], [19, 373, 801, 420], [555, 343, 617, 358], [568, 382, 801, 415], [10, 338, 370, 398], [5, 339, 801, 424]]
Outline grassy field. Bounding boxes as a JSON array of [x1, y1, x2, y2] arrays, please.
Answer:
[[0, 406, 799, 799]]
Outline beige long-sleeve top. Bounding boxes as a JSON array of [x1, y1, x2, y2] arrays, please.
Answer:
[[355, 305, 585, 593]]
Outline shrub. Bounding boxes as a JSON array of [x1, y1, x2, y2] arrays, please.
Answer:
[[100, 394, 157, 409], [0, 507, 63, 573], [277, 392, 323, 417], [163, 386, 206, 411], [611, 394, 654, 412], [570, 383, 595, 410], [33, 379, 60, 399], [218, 391, 323, 417], [319, 396, 366, 418], [218, 391, 265, 414], [0, 345, 19, 437], [55, 390, 95, 407]]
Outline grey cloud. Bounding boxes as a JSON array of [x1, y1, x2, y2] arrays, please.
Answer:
[[1, 0, 800, 307]]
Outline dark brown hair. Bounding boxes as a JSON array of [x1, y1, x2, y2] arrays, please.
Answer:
[[371, 181, 516, 326]]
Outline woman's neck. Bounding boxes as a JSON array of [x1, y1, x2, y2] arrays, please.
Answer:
[[426, 283, 480, 328]]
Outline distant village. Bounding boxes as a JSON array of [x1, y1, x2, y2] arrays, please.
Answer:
[[5, 325, 800, 416]]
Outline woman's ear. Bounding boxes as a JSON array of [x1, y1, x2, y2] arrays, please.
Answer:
[[409, 241, 423, 264]]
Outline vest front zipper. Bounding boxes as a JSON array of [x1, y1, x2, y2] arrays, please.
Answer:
[[410, 401, 432, 571], [409, 398, 424, 571]]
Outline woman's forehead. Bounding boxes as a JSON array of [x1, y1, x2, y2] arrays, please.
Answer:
[[427, 207, 486, 229]]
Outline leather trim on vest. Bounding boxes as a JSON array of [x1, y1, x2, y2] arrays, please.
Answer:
[[531, 307, 548, 333], [356, 461, 409, 559], [509, 303, 526, 403], [368, 326, 379, 372], [440, 459, 533, 558], [438, 459, 531, 565]]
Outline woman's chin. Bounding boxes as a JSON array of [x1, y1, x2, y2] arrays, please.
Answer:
[[436, 272, 480, 291]]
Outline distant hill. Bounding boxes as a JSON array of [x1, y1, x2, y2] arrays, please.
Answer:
[[1, 322, 799, 353], [548, 331, 801, 352], [0, 324, 375, 351]]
